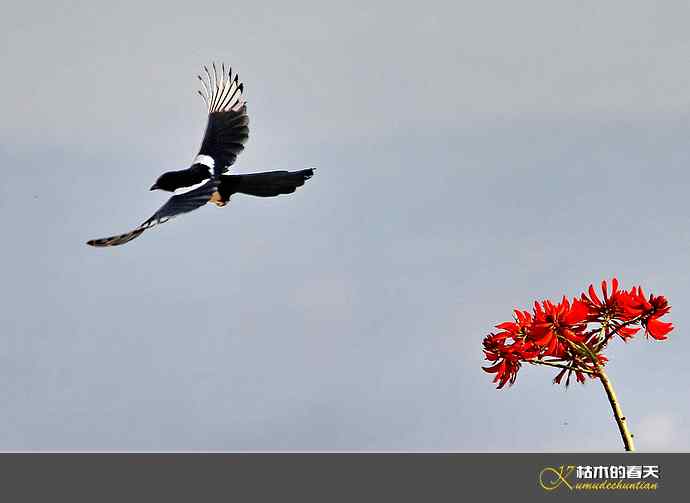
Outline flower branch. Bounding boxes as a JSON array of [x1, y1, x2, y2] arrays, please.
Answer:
[[482, 278, 674, 451], [528, 359, 596, 375]]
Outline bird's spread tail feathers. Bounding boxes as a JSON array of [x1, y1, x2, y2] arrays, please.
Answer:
[[219, 169, 315, 199]]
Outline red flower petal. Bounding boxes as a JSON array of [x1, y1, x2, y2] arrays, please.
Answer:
[[553, 368, 567, 384], [587, 284, 601, 305], [564, 299, 589, 325], [616, 326, 640, 341], [645, 318, 673, 340], [482, 362, 502, 373], [495, 322, 518, 331]]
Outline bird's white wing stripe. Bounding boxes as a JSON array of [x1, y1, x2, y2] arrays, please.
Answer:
[[193, 154, 215, 169], [173, 180, 209, 195]]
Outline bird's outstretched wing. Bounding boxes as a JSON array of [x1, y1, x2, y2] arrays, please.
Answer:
[[194, 63, 249, 176], [86, 180, 219, 247]]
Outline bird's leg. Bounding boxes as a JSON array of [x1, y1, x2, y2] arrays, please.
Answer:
[[209, 191, 227, 207]]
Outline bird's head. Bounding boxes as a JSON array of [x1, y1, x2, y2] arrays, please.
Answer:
[[150, 172, 178, 192]]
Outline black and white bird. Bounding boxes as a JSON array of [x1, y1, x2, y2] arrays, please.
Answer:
[[87, 63, 315, 247]]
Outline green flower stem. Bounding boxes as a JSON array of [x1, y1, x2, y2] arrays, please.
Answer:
[[593, 361, 635, 452], [595, 314, 644, 351], [564, 339, 635, 452], [528, 359, 595, 375]]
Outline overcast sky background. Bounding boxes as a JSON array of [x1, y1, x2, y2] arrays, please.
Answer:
[[1, 1, 689, 451]]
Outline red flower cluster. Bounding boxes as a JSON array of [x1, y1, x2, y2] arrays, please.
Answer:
[[482, 279, 673, 389]]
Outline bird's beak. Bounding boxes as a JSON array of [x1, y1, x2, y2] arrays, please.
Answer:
[[150, 184, 159, 191]]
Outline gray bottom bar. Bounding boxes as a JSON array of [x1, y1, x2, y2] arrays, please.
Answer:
[[0, 453, 683, 501]]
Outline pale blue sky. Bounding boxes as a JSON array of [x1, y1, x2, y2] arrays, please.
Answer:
[[1, 0, 689, 450]]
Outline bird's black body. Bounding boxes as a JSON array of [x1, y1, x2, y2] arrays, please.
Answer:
[[87, 63, 315, 247]]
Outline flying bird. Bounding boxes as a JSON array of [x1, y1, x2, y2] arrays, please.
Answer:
[[87, 63, 315, 247]]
